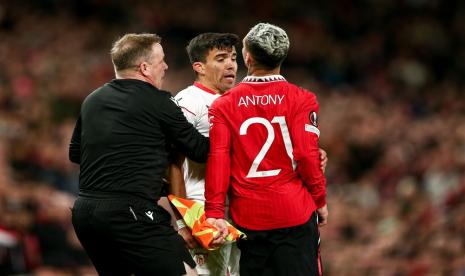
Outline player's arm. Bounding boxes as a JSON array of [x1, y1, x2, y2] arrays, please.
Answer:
[[168, 152, 187, 198], [162, 151, 199, 249], [291, 93, 327, 222], [205, 103, 230, 243], [166, 95, 202, 249], [319, 148, 328, 173], [168, 93, 200, 198], [69, 115, 81, 164]]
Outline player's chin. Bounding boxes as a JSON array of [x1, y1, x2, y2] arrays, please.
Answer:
[[221, 84, 234, 92], [222, 77, 235, 86]]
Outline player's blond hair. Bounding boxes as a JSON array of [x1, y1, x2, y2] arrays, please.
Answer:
[[244, 23, 290, 69]]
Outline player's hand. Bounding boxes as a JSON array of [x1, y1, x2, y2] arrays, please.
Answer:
[[319, 148, 328, 173], [317, 204, 328, 227], [206, 218, 228, 248], [178, 227, 199, 249]]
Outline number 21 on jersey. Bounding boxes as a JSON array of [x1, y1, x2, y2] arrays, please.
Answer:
[[239, 116, 296, 178]]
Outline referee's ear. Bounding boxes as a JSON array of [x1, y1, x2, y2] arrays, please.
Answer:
[[192, 62, 205, 76]]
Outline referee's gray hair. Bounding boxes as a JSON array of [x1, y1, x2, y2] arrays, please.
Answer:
[[244, 23, 290, 69]]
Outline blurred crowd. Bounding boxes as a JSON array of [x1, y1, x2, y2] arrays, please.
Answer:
[[1, 0, 464, 275]]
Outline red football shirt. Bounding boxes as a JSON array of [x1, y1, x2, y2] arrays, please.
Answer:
[[205, 75, 326, 230]]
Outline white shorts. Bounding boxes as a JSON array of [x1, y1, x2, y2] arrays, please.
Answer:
[[191, 242, 241, 276]]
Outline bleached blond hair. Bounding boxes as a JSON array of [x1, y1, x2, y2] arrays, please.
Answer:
[[244, 23, 290, 69]]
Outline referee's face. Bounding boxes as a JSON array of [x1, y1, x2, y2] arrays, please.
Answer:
[[145, 43, 168, 89], [202, 47, 237, 94]]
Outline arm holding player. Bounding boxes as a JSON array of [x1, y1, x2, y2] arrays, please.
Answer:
[[292, 95, 329, 227]]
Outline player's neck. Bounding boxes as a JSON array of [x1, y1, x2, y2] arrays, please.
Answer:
[[196, 79, 222, 95], [247, 67, 281, 77]]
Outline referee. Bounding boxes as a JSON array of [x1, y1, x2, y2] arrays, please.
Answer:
[[69, 33, 207, 276]]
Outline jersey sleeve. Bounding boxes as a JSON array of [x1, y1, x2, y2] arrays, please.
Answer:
[[290, 92, 327, 208], [158, 94, 209, 163], [205, 100, 231, 219]]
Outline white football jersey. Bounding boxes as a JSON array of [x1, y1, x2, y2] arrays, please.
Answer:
[[175, 82, 219, 202]]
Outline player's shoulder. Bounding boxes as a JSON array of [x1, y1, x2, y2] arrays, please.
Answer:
[[175, 85, 197, 100], [174, 85, 206, 107], [208, 93, 231, 115], [287, 82, 317, 102]]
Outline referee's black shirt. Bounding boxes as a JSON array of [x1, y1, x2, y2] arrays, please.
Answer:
[[69, 79, 209, 201]]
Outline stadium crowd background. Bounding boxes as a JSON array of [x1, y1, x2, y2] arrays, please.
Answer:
[[1, 0, 464, 275]]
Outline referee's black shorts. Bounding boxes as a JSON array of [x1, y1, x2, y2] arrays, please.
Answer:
[[71, 193, 195, 276], [236, 212, 322, 276]]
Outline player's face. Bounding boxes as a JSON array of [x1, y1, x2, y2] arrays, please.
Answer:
[[203, 47, 237, 94], [145, 43, 168, 89]]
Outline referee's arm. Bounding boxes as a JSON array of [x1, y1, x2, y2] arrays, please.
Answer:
[[159, 94, 210, 163]]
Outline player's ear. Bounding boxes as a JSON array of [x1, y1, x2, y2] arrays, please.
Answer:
[[244, 52, 253, 68], [192, 62, 205, 75]]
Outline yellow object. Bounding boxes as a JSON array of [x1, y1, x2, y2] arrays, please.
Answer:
[[168, 195, 246, 250]]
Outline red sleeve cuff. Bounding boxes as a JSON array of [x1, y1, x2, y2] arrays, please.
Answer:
[[314, 196, 326, 209], [205, 210, 225, 219]]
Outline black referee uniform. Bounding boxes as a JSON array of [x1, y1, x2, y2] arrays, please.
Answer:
[[69, 79, 209, 276]]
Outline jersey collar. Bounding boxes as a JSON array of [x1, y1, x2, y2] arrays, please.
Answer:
[[242, 75, 287, 83], [193, 82, 218, 95]]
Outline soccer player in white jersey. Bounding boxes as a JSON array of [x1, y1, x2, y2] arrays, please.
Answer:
[[170, 33, 328, 276], [171, 33, 240, 276]]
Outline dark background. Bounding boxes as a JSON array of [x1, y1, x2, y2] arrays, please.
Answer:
[[1, 0, 464, 275]]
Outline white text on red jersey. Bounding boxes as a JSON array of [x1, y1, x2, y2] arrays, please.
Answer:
[[238, 94, 285, 108]]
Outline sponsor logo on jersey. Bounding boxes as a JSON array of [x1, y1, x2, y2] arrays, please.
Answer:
[[170, 97, 180, 107], [145, 211, 154, 220]]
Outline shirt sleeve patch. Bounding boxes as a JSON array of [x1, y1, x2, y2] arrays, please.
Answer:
[[305, 124, 320, 137], [309, 111, 318, 127]]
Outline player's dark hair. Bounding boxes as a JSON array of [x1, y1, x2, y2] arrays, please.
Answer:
[[186, 33, 239, 64]]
